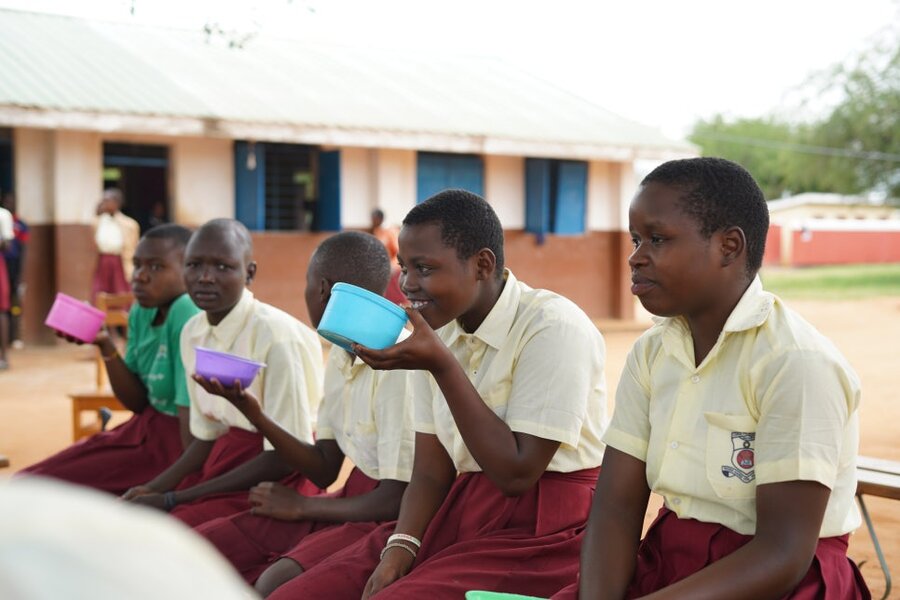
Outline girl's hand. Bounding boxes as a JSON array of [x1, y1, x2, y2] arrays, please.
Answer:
[[352, 308, 453, 374], [361, 547, 415, 599], [121, 484, 156, 501], [54, 325, 111, 347], [191, 374, 263, 420], [248, 482, 306, 521]]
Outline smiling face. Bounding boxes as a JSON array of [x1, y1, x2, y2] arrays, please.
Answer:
[[398, 223, 498, 332], [628, 182, 726, 319], [130, 237, 187, 309], [183, 227, 256, 326]]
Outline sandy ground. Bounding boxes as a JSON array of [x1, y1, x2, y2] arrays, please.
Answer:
[[1, 296, 898, 597]]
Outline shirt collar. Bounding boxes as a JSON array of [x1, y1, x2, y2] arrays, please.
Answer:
[[199, 288, 256, 347], [651, 275, 774, 334], [441, 269, 519, 350]]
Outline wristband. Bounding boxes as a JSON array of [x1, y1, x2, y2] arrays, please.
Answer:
[[380, 541, 417, 561], [163, 491, 178, 511], [387, 533, 422, 549]]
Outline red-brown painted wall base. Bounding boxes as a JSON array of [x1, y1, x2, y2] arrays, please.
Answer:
[[790, 230, 900, 266], [20, 228, 632, 344]]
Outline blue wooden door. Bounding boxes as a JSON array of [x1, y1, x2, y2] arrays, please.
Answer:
[[525, 158, 551, 234], [417, 153, 484, 203], [317, 150, 341, 231]]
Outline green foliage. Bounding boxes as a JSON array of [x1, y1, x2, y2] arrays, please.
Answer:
[[761, 263, 900, 299], [689, 28, 900, 201]]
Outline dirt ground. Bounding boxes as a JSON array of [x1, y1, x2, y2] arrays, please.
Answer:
[[1, 296, 898, 598]]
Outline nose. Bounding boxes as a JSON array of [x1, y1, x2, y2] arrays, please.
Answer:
[[196, 264, 215, 283], [132, 265, 149, 283], [628, 242, 648, 270], [400, 270, 416, 296]]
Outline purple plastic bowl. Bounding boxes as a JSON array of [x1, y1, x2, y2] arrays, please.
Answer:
[[44, 293, 107, 343], [194, 347, 266, 388]]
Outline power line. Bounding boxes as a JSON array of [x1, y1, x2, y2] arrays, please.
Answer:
[[692, 131, 900, 163]]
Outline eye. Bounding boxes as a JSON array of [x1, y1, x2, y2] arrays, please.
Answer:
[[650, 235, 665, 246], [185, 261, 197, 269], [217, 263, 229, 271], [630, 236, 639, 249], [416, 265, 432, 275]]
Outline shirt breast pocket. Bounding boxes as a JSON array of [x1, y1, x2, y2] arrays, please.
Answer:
[[704, 412, 758, 500]]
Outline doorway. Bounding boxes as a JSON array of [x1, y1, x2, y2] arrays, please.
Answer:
[[102, 143, 170, 233]]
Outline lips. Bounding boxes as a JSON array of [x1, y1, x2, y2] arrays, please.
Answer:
[[191, 290, 219, 303], [406, 299, 431, 311], [630, 275, 656, 296]]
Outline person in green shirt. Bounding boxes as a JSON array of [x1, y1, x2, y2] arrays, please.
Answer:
[[20, 224, 200, 495]]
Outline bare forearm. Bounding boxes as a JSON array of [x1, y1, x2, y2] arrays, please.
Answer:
[[173, 449, 293, 505], [393, 466, 454, 540], [146, 439, 214, 491], [642, 537, 813, 600], [431, 355, 540, 492], [579, 499, 646, 599], [297, 480, 407, 523], [244, 409, 336, 488], [96, 338, 149, 412]]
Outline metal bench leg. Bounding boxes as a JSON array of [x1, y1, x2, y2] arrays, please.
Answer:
[[858, 493, 891, 600]]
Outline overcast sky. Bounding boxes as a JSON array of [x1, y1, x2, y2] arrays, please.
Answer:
[[1, 0, 897, 139]]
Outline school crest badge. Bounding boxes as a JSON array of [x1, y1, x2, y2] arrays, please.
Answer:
[[721, 431, 755, 484]]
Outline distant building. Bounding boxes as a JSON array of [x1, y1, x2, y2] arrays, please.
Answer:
[[764, 193, 900, 267], [0, 9, 694, 342]]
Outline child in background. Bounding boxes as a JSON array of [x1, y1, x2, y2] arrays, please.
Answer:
[[124, 219, 324, 527], [267, 189, 608, 599], [92, 188, 140, 302], [194, 231, 414, 594], [19, 224, 199, 493], [571, 157, 868, 599], [0, 199, 12, 369]]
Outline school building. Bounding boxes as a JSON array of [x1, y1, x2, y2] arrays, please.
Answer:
[[763, 193, 900, 267], [0, 9, 694, 344]]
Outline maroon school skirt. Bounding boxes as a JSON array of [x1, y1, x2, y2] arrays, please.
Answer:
[[0, 257, 9, 311], [268, 467, 599, 600], [611, 507, 868, 599], [170, 428, 320, 528], [196, 466, 379, 583], [18, 407, 182, 496], [91, 253, 130, 302]]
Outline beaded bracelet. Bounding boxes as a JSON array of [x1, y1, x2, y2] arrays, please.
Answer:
[[380, 541, 417, 561], [387, 533, 422, 549]]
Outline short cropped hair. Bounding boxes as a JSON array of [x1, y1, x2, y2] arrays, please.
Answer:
[[196, 218, 253, 259], [311, 231, 391, 295], [642, 157, 769, 275], [403, 189, 504, 277], [142, 224, 193, 249]]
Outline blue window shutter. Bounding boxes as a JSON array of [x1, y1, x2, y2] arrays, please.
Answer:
[[234, 141, 265, 230], [317, 150, 341, 231], [554, 160, 587, 235], [417, 153, 446, 203], [525, 158, 551, 234], [448, 155, 484, 196]]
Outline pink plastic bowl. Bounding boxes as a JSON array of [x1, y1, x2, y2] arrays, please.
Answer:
[[44, 292, 107, 343], [194, 347, 266, 388]]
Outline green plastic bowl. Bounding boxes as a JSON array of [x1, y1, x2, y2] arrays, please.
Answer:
[[465, 592, 548, 600]]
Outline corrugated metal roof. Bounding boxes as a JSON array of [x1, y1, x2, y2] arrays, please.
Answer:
[[0, 9, 693, 157]]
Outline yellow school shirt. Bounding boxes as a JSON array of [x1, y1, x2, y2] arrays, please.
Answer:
[[605, 277, 861, 537], [316, 349, 414, 482], [180, 289, 324, 451], [413, 270, 607, 473]]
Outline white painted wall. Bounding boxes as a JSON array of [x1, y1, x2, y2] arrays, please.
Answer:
[[339, 147, 376, 229], [484, 155, 524, 230], [53, 130, 103, 224], [371, 148, 415, 229], [170, 137, 234, 225], [586, 161, 615, 232], [13, 128, 55, 225]]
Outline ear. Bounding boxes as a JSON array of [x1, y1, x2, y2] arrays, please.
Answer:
[[320, 277, 334, 302], [718, 226, 746, 268], [474, 248, 497, 281], [246, 261, 258, 285]]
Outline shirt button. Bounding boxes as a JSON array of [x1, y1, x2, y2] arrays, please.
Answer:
[[670, 441, 679, 449], [672, 497, 682, 506], [691, 375, 700, 383]]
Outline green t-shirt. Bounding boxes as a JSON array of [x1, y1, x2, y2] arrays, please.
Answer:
[[123, 293, 201, 416]]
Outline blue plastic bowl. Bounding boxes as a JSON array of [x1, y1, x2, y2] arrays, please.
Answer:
[[465, 592, 547, 600], [317, 282, 408, 352]]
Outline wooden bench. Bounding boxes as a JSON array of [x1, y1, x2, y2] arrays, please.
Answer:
[[69, 292, 132, 441], [856, 455, 900, 600]]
